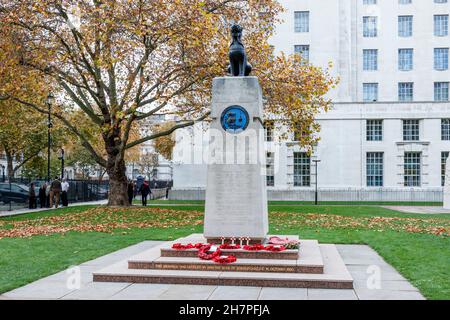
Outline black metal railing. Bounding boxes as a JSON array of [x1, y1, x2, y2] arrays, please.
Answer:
[[0, 179, 110, 212]]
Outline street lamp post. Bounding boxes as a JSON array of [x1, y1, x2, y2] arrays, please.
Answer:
[[312, 159, 321, 205], [46, 93, 55, 182], [58, 149, 65, 179]]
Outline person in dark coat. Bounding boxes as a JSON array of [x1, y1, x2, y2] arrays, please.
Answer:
[[127, 180, 134, 205], [50, 176, 62, 208], [38, 183, 47, 208], [166, 187, 170, 200], [28, 183, 37, 209], [139, 181, 151, 206]]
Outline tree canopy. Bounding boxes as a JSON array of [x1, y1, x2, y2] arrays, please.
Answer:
[[0, 0, 337, 205]]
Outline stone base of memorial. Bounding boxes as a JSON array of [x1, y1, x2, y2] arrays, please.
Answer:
[[93, 233, 353, 289]]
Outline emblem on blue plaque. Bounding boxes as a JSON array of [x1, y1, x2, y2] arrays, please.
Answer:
[[220, 105, 249, 134]]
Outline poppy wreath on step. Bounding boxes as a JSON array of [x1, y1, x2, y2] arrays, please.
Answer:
[[198, 244, 222, 260], [171, 243, 203, 250], [212, 255, 237, 264], [242, 244, 266, 251], [264, 245, 286, 252]]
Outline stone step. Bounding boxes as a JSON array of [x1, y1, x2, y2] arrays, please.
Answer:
[[93, 244, 353, 289], [130, 256, 320, 274], [160, 248, 299, 260], [130, 239, 322, 273]]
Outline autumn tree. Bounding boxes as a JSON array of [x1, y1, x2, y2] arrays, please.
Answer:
[[0, 0, 336, 206], [0, 26, 66, 181]]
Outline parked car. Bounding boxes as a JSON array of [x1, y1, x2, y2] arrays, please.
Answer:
[[0, 183, 29, 204]]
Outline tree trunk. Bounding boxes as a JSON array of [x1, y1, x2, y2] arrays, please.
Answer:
[[5, 150, 14, 181], [106, 156, 129, 206]]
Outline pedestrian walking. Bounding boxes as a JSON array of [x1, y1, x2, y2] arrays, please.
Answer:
[[50, 176, 62, 208], [45, 182, 51, 207], [39, 183, 47, 208], [166, 186, 170, 200], [61, 179, 69, 207], [28, 183, 37, 209], [127, 180, 134, 205], [133, 181, 137, 199], [139, 180, 151, 206]]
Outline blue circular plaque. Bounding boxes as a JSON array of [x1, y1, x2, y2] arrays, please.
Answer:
[[220, 105, 249, 134]]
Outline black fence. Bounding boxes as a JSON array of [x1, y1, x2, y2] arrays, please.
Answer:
[[0, 179, 109, 212]]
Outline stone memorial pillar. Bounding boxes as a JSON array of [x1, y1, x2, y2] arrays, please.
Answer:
[[444, 156, 450, 209], [204, 76, 268, 243]]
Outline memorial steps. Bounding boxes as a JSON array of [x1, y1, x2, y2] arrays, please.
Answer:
[[93, 234, 354, 289]]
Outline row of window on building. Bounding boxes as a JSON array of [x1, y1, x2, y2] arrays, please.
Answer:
[[363, 14, 448, 38], [264, 119, 450, 143], [294, 46, 449, 102], [265, 151, 449, 188], [362, 81, 449, 102], [367, 118, 450, 141], [362, 48, 448, 71], [294, 4, 448, 36]]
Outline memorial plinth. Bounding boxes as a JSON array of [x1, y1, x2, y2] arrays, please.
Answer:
[[203, 76, 268, 243]]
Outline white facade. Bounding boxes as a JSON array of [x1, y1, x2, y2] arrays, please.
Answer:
[[171, 0, 450, 201], [128, 114, 173, 182]]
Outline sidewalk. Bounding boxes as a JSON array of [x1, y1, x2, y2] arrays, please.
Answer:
[[0, 200, 108, 218], [381, 206, 450, 214], [0, 241, 425, 300]]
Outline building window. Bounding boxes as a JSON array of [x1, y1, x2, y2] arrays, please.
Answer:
[[435, 0, 448, 3], [434, 15, 449, 36], [293, 152, 310, 187], [363, 83, 378, 102], [398, 16, 413, 37], [367, 120, 383, 141], [404, 152, 421, 187], [403, 119, 420, 141], [399, 0, 412, 4], [266, 152, 275, 187], [442, 119, 450, 140], [294, 45, 310, 64], [398, 82, 413, 101], [363, 49, 378, 71], [363, 16, 378, 37], [367, 152, 384, 187], [264, 121, 274, 142], [442, 152, 449, 186], [294, 11, 309, 33], [434, 48, 449, 70], [364, 0, 377, 4], [435, 82, 449, 101], [398, 49, 413, 71]]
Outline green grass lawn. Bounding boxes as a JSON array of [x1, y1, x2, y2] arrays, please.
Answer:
[[0, 204, 449, 299]]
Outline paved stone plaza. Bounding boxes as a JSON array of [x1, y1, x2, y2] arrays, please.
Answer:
[[0, 241, 425, 300]]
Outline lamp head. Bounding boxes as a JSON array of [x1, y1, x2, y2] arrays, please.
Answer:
[[46, 93, 55, 106]]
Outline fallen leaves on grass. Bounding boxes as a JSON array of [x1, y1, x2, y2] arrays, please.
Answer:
[[270, 212, 449, 237], [0, 208, 448, 239], [0, 207, 203, 239]]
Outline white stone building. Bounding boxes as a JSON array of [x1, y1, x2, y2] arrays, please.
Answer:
[[127, 114, 173, 182], [170, 0, 450, 201]]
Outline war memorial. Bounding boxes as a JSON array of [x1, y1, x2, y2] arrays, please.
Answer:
[[92, 25, 354, 290]]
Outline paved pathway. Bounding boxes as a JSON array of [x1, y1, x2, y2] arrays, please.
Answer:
[[381, 206, 450, 214], [0, 200, 108, 218], [0, 241, 425, 300]]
